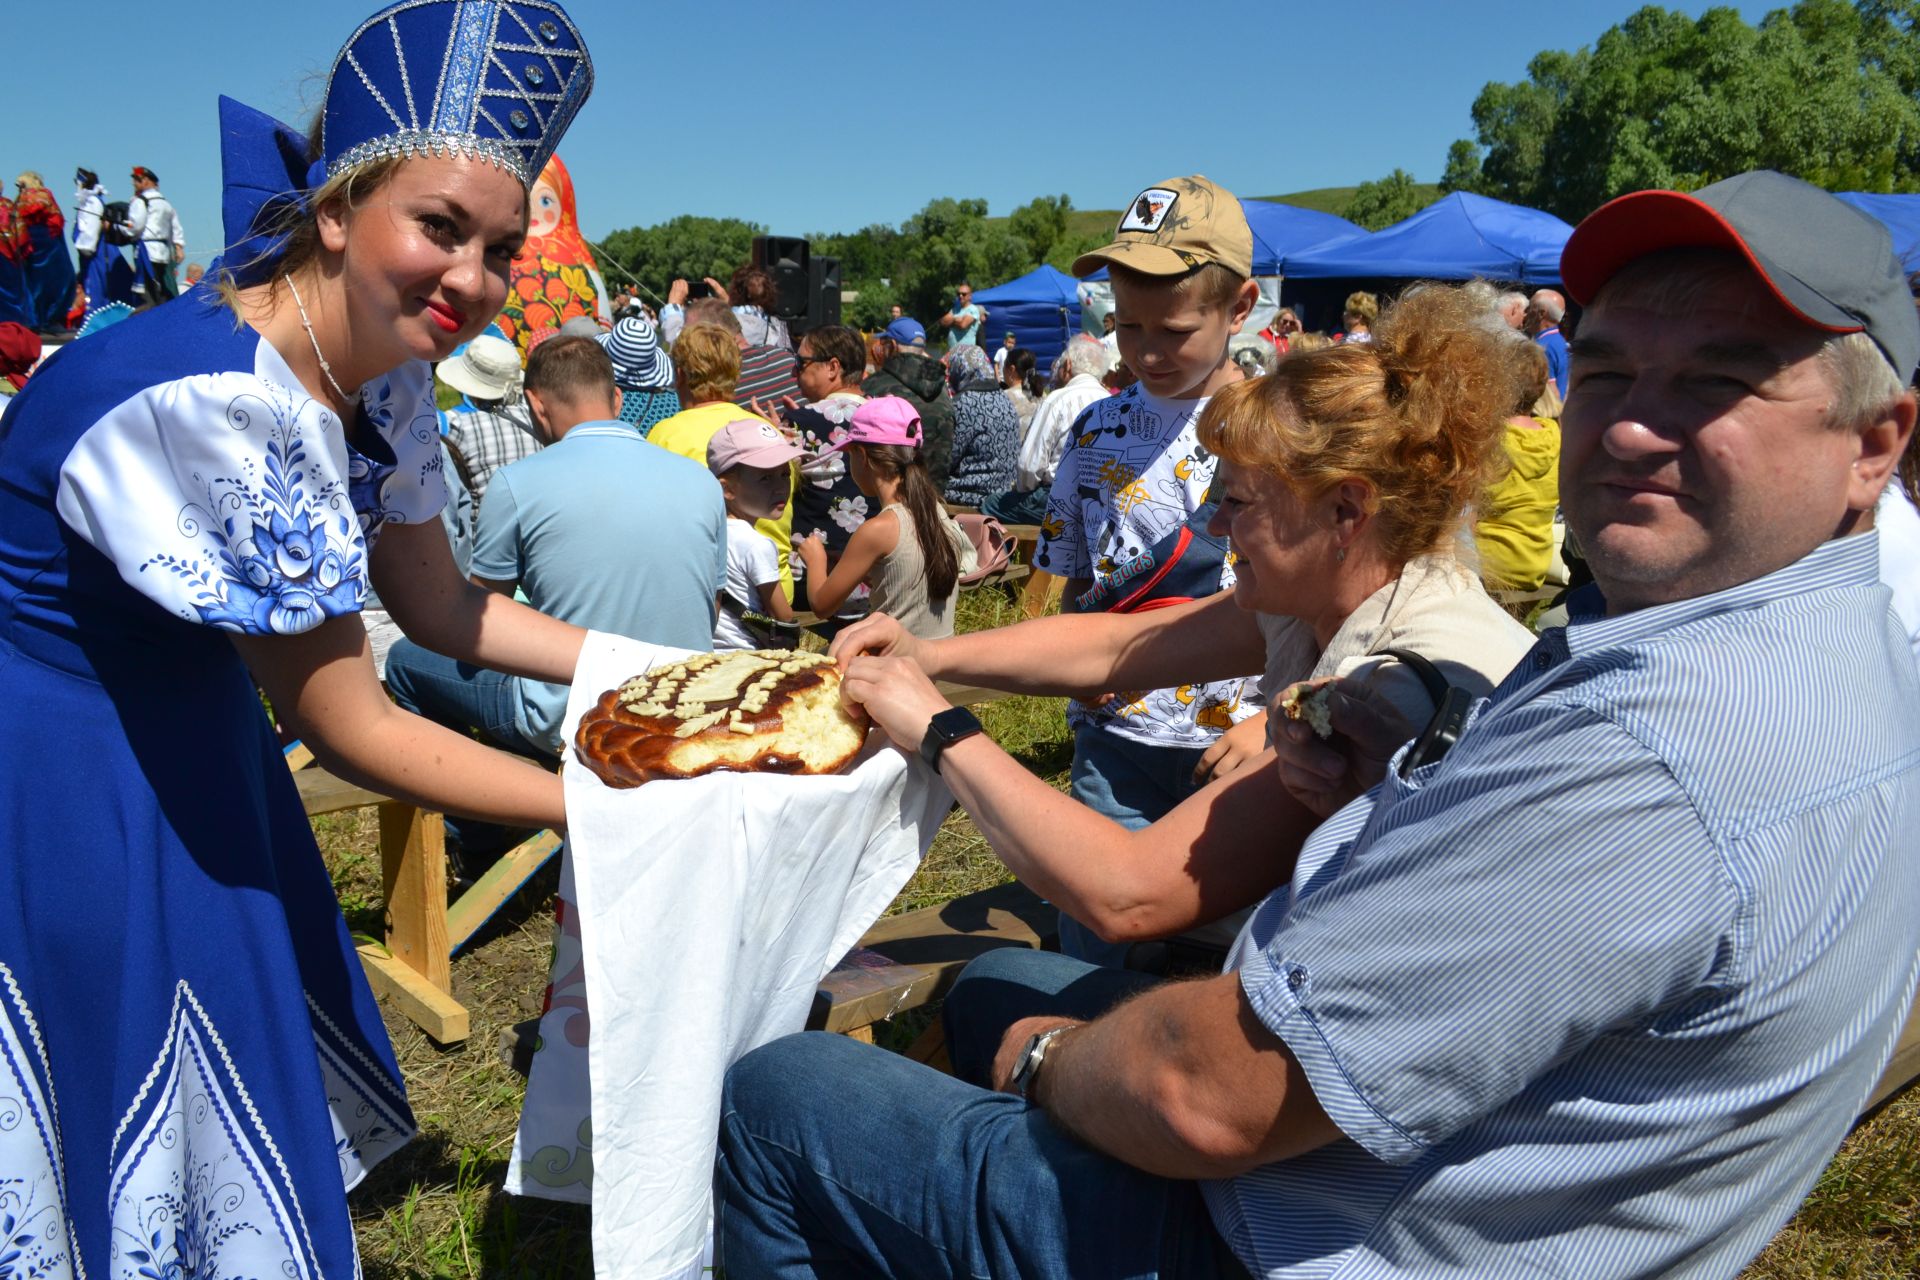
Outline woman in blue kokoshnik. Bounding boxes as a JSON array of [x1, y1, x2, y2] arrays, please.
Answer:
[[0, 4, 593, 1276]]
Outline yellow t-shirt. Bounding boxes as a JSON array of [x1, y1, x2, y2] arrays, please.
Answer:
[[648, 401, 796, 593], [1474, 417, 1560, 592]]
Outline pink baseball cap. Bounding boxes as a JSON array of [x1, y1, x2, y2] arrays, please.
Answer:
[[707, 419, 803, 475], [828, 396, 924, 453]]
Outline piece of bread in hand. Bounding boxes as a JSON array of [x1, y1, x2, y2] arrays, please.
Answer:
[[1278, 680, 1335, 739], [574, 650, 869, 788]]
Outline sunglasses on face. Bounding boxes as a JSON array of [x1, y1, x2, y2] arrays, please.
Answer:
[[794, 353, 834, 368]]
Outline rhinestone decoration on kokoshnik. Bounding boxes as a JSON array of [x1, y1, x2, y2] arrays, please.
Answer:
[[573, 650, 870, 788]]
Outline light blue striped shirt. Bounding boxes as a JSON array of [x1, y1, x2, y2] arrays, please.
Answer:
[[1207, 531, 1920, 1279]]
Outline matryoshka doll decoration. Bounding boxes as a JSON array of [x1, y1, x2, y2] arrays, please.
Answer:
[[496, 152, 610, 355]]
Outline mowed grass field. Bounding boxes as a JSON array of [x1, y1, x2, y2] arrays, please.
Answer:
[[323, 587, 1919, 1277]]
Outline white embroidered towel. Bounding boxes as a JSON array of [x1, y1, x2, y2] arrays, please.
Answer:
[[506, 631, 952, 1280]]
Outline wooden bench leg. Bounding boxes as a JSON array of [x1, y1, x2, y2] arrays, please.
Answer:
[[362, 801, 470, 1044], [904, 1018, 951, 1073], [1021, 568, 1062, 620], [447, 830, 564, 956]]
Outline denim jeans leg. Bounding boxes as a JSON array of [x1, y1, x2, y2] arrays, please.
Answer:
[[942, 947, 1159, 1087], [1061, 725, 1210, 965], [383, 638, 553, 856], [719, 1031, 1242, 1279]]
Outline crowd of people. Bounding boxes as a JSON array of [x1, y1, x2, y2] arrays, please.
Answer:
[[3, 3, 1920, 1279], [0, 163, 190, 341]]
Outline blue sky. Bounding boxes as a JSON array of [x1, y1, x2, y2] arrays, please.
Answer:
[[8, 0, 1748, 265]]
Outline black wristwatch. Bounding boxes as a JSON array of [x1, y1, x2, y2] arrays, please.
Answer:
[[918, 706, 983, 772]]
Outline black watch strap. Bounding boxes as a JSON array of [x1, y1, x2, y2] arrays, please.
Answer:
[[918, 706, 983, 772]]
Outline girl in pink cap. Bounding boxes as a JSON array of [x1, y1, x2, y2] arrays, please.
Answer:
[[797, 396, 976, 639]]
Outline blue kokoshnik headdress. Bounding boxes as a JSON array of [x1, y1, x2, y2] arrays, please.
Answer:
[[218, 0, 592, 284]]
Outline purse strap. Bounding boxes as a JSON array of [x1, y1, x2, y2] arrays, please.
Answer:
[[1375, 647, 1451, 705], [1376, 647, 1474, 774]]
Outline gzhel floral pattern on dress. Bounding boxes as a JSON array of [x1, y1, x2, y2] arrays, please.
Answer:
[[0, 963, 76, 1280], [54, 354, 448, 638], [108, 984, 321, 1280]]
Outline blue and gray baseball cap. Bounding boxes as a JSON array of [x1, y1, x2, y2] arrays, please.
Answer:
[[884, 317, 927, 347], [1562, 169, 1920, 383]]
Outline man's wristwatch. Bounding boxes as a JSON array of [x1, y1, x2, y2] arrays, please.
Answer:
[[1010, 1025, 1071, 1102], [918, 706, 983, 773]]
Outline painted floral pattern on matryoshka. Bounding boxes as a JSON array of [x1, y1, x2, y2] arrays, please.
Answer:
[[495, 153, 609, 356]]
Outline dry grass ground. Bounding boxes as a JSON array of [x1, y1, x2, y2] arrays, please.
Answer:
[[324, 587, 1919, 1277]]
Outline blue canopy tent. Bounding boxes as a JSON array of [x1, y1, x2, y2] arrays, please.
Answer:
[[1837, 193, 1920, 274], [1243, 200, 1367, 274], [974, 265, 1082, 370], [1281, 192, 1573, 285]]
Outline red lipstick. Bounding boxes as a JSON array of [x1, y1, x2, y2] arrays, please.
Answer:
[[425, 300, 466, 333]]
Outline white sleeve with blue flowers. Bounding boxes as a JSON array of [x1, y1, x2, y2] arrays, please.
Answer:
[[359, 357, 450, 529], [55, 369, 383, 636]]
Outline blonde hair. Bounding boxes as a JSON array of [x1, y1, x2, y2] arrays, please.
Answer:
[[1342, 291, 1379, 328], [14, 171, 45, 191], [213, 157, 407, 314], [1199, 283, 1519, 565], [1510, 339, 1551, 415], [1107, 260, 1249, 311], [673, 325, 741, 403]]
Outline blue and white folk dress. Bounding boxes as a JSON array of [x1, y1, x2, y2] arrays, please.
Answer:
[[0, 289, 439, 1278]]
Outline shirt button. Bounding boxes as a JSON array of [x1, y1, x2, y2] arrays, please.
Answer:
[[1286, 966, 1307, 994], [1533, 649, 1551, 671]]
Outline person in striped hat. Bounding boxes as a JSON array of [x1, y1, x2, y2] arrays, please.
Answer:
[[596, 312, 679, 435]]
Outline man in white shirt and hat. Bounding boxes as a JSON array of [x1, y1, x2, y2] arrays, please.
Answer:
[[437, 333, 542, 511], [125, 166, 179, 306]]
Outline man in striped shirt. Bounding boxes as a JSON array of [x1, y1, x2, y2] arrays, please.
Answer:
[[719, 171, 1920, 1279]]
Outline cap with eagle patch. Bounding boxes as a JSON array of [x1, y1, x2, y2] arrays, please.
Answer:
[[1071, 175, 1253, 280]]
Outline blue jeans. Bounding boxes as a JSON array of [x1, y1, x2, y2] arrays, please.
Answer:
[[1061, 724, 1208, 965], [982, 485, 1050, 525], [383, 638, 552, 857], [719, 950, 1247, 1279]]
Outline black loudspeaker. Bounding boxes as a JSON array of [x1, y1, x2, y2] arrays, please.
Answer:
[[752, 235, 811, 318], [805, 257, 841, 333]]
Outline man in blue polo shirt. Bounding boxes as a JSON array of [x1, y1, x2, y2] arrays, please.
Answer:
[[386, 335, 726, 863], [1528, 286, 1571, 398], [716, 171, 1920, 1279]]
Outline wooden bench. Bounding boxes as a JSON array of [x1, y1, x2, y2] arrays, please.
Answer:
[[298, 765, 561, 1046], [808, 880, 1053, 1064]]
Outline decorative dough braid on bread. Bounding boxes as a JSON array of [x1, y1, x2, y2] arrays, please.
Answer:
[[574, 650, 869, 788]]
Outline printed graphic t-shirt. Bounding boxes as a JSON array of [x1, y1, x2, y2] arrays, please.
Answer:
[[1032, 384, 1261, 748]]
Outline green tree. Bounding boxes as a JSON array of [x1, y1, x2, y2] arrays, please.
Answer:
[[1007, 194, 1074, 265], [597, 214, 764, 298], [1344, 168, 1431, 230], [842, 280, 898, 332], [893, 197, 1028, 324], [1046, 229, 1110, 275], [1441, 1, 1920, 221], [1440, 140, 1488, 194], [811, 223, 908, 289]]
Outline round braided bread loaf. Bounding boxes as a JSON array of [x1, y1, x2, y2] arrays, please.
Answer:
[[573, 649, 869, 789]]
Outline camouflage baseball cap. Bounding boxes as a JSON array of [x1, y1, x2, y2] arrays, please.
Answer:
[[1071, 175, 1253, 280]]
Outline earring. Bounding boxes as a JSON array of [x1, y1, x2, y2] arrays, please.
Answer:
[[1335, 547, 1347, 563]]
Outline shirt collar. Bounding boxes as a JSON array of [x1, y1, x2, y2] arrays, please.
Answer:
[[1559, 530, 1882, 659], [560, 419, 643, 444]]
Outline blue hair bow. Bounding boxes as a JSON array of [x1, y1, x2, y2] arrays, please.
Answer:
[[213, 95, 327, 287]]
